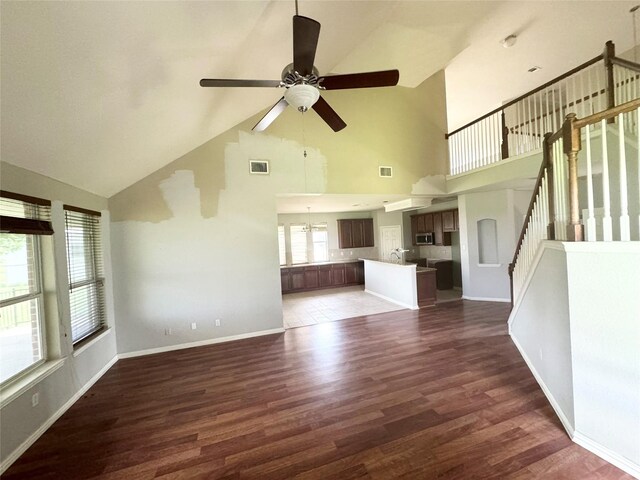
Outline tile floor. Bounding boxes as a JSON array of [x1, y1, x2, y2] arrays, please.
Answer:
[[282, 286, 405, 329]]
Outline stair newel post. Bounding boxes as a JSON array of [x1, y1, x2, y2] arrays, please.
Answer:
[[501, 110, 509, 159], [543, 133, 555, 240], [563, 113, 584, 241], [508, 263, 514, 307], [604, 40, 616, 113]]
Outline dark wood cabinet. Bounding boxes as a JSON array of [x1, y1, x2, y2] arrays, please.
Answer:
[[337, 219, 374, 249], [428, 259, 454, 290], [410, 209, 456, 246], [345, 262, 358, 284], [318, 265, 332, 287], [291, 269, 305, 290], [332, 264, 346, 285], [417, 270, 437, 307], [281, 261, 364, 294], [281, 269, 291, 293], [442, 210, 455, 232], [304, 267, 318, 289]]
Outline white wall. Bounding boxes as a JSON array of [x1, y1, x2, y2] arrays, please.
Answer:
[[509, 241, 640, 478], [458, 189, 531, 301], [509, 245, 574, 432], [566, 243, 640, 473], [0, 163, 117, 472], [363, 260, 417, 309]]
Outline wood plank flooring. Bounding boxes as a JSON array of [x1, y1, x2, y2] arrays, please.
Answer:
[[4, 301, 632, 479]]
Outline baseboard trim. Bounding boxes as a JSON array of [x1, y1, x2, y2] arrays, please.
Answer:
[[573, 431, 640, 479], [461, 295, 510, 303], [0, 355, 118, 475], [118, 328, 286, 359], [364, 289, 418, 310], [510, 334, 575, 438]]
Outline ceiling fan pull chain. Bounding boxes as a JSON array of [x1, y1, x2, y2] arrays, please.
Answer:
[[302, 111, 308, 158]]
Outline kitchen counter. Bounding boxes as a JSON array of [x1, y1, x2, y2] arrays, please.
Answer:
[[280, 259, 362, 269]]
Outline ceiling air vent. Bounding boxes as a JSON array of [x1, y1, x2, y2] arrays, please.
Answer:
[[379, 166, 393, 178], [249, 160, 269, 175]]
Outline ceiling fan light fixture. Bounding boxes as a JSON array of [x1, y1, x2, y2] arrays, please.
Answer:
[[284, 84, 320, 112]]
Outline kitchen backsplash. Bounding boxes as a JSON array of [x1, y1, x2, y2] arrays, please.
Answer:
[[408, 245, 452, 260], [329, 247, 378, 261]]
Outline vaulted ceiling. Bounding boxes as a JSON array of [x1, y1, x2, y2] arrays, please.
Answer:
[[1, 1, 637, 197]]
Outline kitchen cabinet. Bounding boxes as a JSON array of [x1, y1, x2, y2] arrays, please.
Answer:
[[442, 210, 455, 232], [291, 269, 305, 290], [337, 219, 374, 249], [332, 264, 346, 285], [410, 209, 457, 246], [345, 262, 358, 284], [318, 265, 332, 287], [304, 267, 319, 289], [428, 259, 454, 290], [417, 269, 437, 307], [281, 261, 364, 294]]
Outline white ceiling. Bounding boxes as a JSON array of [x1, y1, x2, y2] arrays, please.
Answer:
[[1, 1, 638, 198]]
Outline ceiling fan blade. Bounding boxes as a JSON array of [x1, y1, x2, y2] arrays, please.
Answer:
[[200, 79, 281, 88], [318, 70, 399, 90], [312, 96, 346, 132], [253, 97, 288, 131], [293, 15, 321, 76]]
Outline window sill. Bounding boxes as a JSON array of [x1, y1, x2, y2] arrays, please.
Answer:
[[0, 359, 65, 409], [73, 328, 111, 357]]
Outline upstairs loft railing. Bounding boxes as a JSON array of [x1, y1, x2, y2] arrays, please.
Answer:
[[509, 95, 640, 306], [447, 41, 640, 176]]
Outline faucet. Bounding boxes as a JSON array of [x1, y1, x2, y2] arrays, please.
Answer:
[[390, 250, 401, 261]]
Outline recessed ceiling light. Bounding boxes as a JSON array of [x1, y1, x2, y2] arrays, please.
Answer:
[[383, 201, 388, 204], [528, 66, 542, 73], [352, 204, 360, 207]]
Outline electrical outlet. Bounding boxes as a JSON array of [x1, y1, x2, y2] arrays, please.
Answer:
[[32, 392, 39, 407], [164, 328, 173, 336], [350, 251, 353, 255], [215, 319, 221, 327], [340, 251, 344, 256], [191, 322, 197, 330], [539, 348, 543, 360]]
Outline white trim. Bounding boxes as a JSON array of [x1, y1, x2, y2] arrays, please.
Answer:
[[0, 355, 118, 475], [117, 328, 286, 359], [573, 431, 640, 479], [0, 359, 65, 409], [476, 263, 502, 268], [364, 289, 417, 310], [73, 328, 112, 357], [510, 334, 575, 438], [461, 295, 510, 303]]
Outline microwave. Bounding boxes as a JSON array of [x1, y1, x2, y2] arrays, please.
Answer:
[[416, 233, 434, 245]]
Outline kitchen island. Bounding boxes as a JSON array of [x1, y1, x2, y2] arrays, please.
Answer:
[[361, 259, 437, 309]]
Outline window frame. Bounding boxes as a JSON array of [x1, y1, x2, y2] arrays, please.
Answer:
[[289, 223, 309, 265], [310, 223, 329, 263], [0, 190, 53, 389], [277, 224, 286, 266], [64, 206, 107, 347]]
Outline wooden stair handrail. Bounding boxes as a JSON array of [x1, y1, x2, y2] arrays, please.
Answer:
[[446, 54, 603, 139], [509, 133, 552, 273], [611, 56, 640, 73]]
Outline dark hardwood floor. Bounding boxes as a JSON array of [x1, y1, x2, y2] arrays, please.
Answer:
[[4, 301, 632, 479]]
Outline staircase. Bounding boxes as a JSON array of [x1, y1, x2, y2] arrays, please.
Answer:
[[446, 41, 640, 479]]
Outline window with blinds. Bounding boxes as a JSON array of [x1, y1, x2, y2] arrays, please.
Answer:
[[311, 223, 328, 262], [64, 206, 106, 345], [278, 225, 286, 266], [290, 224, 308, 265], [0, 191, 50, 385]]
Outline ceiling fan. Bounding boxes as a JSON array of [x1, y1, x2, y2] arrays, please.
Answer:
[[199, 9, 399, 133]]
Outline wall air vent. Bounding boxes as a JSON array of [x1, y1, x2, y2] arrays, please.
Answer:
[[249, 160, 269, 175], [379, 166, 393, 178]]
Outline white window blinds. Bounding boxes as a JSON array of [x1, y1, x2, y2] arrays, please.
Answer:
[[278, 225, 286, 266], [0, 190, 53, 235], [312, 224, 328, 262], [64, 206, 106, 344], [290, 224, 308, 265]]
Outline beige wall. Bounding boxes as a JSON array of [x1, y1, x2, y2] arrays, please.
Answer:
[[109, 71, 448, 354]]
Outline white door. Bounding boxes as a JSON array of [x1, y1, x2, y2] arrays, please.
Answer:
[[380, 225, 403, 260]]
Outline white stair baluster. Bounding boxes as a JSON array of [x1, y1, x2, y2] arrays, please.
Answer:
[[585, 124, 596, 240], [601, 119, 613, 241], [618, 113, 630, 240]]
